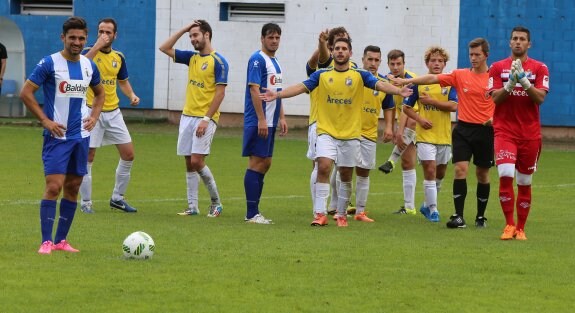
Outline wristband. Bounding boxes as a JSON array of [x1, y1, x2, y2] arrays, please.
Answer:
[[202, 116, 211, 122]]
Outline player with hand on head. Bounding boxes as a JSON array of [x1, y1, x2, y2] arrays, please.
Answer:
[[399, 46, 458, 223], [260, 38, 412, 227], [488, 26, 549, 240], [20, 17, 105, 254], [79, 18, 140, 213], [159, 19, 228, 218]]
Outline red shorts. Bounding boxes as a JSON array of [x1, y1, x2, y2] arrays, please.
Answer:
[[494, 136, 541, 174]]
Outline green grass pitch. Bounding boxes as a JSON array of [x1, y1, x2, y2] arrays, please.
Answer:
[[0, 123, 573, 312]]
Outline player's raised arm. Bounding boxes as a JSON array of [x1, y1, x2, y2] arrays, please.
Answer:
[[260, 83, 307, 102], [390, 74, 440, 87], [317, 29, 330, 65], [375, 79, 413, 97], [159, 21, 198, 59]]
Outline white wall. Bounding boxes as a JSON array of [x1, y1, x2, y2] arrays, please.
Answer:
[[154, 0, 460, 116]]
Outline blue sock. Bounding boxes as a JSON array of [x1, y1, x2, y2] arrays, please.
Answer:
[[54, 198, 77, 244], [40, 199, 57, 243], [258, 172, 265, 200], [244, 169, 264, 219]]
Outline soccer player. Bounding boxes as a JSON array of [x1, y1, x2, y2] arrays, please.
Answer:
[[488, 26, 549, 240], [260, 38, 412, 227], [159, 20, 228, 217], [306, 27, 353, 215], [381, 50, 419, 215], [242, 23, 288, 224], [399, 46, 458, 223], [352, 45, 395, 222], [392, 38, 494, 228], [19, 17, 105, 254], [79, 18, 140, 213]]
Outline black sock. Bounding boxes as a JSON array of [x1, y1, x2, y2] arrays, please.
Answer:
[[476, 182, 490, 218], [453, 179, 467, 217]]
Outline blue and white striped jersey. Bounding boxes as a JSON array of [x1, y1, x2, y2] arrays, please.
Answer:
[[243, 50, 283, 128], [28, 52, 101, 140]]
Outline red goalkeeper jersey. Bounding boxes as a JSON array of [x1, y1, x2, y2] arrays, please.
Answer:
[[488, 57, 550, 140]]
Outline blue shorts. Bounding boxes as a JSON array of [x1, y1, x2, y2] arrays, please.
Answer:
[[242, 126, 276, 158], [42, 136, 90, 176]]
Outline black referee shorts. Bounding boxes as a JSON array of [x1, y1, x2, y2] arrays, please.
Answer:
[[452, 121, 494, 168]]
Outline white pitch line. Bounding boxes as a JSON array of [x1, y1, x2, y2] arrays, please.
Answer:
[[0, 183, 573, 206]]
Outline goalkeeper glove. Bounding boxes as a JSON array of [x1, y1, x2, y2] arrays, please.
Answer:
[[504, 62, 518, 93], [513, 59, 531, 90]]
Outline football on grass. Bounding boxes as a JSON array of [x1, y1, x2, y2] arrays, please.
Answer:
[[122, 231, 155, 259]]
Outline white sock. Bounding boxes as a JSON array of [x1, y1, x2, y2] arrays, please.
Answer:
[[198, 165, 220, 204], [112, 159, 133, 201], [337, 181, 352, 215], [314, 182, 330, 215], [328, 167, 339, 210], [186, 171, 199, 209], [310, 163, 318, 211], [424, 179, 438, 213], [80, 162, 93, 203], [389, 128, 416, 164], [389, 146, 401, 164], [403, 169, 416, 209], [436, 178, 443, 194], [355, 176, 369, 213]]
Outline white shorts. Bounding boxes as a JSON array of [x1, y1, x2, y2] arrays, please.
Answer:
[[306, 122, 317, 160], [416, 142, 451, 165], [177, 115, 217, 156], [316, 134, 359, 168], [357, 137, 377, 169], [89, 109, 132, 148]]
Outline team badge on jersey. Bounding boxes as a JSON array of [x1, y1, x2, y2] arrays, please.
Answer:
[[373, 90, 379, 96], [328, 78, 333, 83], [112, 60, 118, 68], [201, 62, 208, 71], [442, 87, 448, 95], [345, 77, 352, 86]]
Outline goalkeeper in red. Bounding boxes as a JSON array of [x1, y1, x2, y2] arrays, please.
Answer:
[[488, 26, 549, 240]]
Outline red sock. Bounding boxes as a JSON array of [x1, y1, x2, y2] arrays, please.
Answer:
[[516, 185, 532, 231], [499, 177, 515, 226]]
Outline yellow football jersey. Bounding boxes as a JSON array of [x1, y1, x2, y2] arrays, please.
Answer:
[[393, 70, 418, 119], [84, 48, 128, 111], [361, 74, 394, 142], [403, 84, 458, 145], [302, 67, 380, 140], [308, 59, 358, 125], [174, 50, 229, 122]]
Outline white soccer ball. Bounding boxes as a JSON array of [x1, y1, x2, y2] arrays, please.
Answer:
[[122, 231, 155, 259]]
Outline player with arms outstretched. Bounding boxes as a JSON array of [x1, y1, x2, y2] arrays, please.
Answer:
[[261, 38, 412, 227]]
